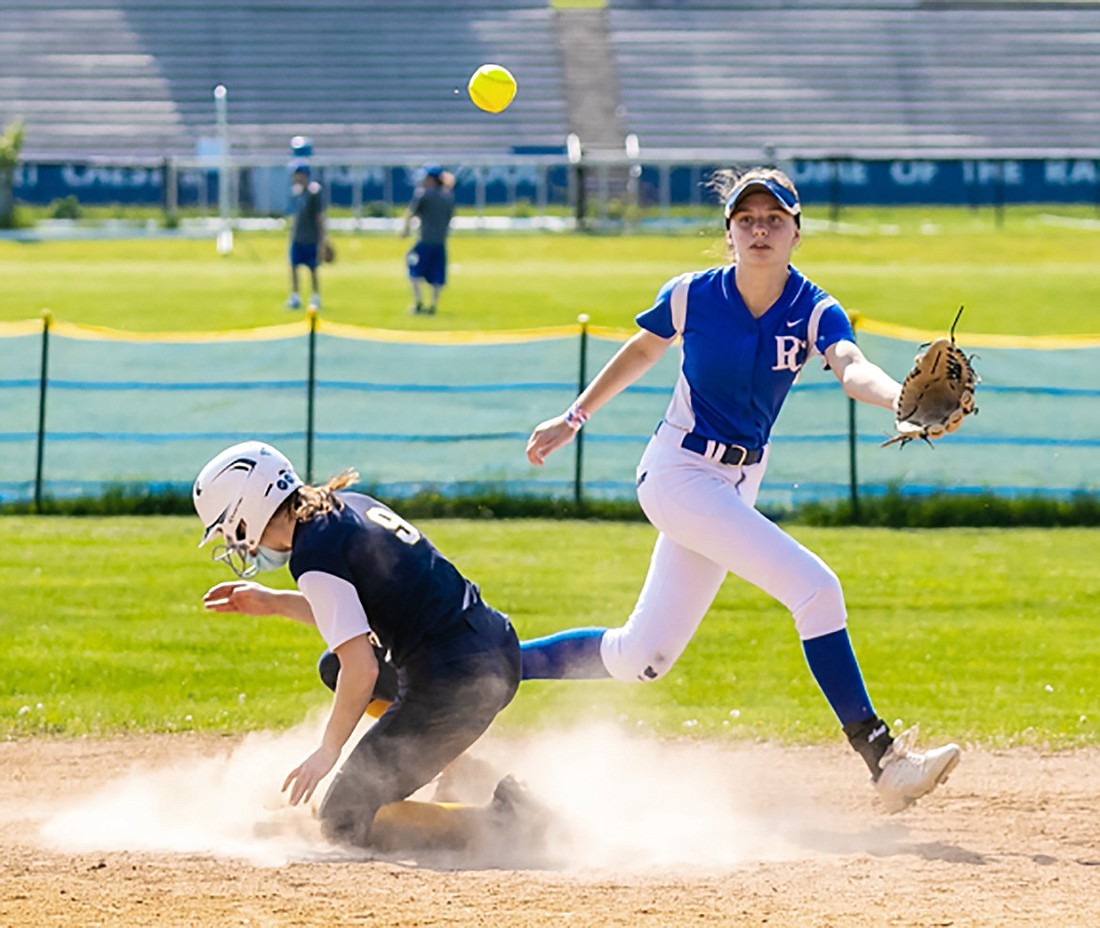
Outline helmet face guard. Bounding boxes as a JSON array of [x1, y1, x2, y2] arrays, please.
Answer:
[[192, 441, 302, 576], [210, 541, 260, 579]]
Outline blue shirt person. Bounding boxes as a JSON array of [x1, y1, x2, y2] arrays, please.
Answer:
[[522, 168, 962, 814], [402, 165, 455, 315], [286, 161, 327, 311]]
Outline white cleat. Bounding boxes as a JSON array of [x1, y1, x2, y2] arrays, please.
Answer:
[[285, 293, 302, 310], [309, 293, 322, 310], [875, 727, 961, 813]]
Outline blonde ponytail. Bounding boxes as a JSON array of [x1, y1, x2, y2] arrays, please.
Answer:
[[288, 467, 359, 521]]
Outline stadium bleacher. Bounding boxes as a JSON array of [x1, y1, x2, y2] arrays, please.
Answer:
[[608, 0, 1100, 157], [1, 1, 1098, 161], [0, 0, 569, 159]]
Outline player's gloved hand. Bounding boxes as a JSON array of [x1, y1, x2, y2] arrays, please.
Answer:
[[526, 415, 577, 466], [883, 307, 979, 448]]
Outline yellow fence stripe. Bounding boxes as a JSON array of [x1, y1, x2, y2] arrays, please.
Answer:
[[588, 324, 636, 341], [46, 320, 309, 343], [852, 315, 1100, 350], [0, 318, 640, 346], [315, 320, 637, 344], [315, 320, 583, 345], [0, 320, 45, 337], [1, 316, 1096, 349]]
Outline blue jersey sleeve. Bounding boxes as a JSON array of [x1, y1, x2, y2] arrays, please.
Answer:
[[634, 276, 682, 339], [815, 301, 856, 354]]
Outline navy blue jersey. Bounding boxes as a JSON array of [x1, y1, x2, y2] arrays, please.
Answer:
[[289, 492, 476, 666], [636, 265, 854, 448]]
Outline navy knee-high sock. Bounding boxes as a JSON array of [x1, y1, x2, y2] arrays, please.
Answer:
[[521, 627, 610, 680], [801, 628, 875, 726]]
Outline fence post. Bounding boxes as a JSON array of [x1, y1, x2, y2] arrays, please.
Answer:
[[573, 314, 590, 508], [993, 160, 1005, 229], [34, 310, 52, 513], [1095, 159, 1100, 218], [305, 308, 318, 484], [830, 157, 842, 229], [847, 396, 860, 523], [162, 155, 176, 225]]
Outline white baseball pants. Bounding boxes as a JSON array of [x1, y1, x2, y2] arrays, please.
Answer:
[[600, 426, 848, 683]]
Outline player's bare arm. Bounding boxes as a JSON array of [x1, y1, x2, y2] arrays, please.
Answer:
[[202, 581, 316, 626], [825, 339, 902, 412], [283, 633, 379, 806], [526, 329, 672, 466]]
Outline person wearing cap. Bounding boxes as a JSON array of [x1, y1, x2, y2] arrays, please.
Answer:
[[401, 165, 455, 315], [519, 167, 962, 814], [286, 161, 327, 311]]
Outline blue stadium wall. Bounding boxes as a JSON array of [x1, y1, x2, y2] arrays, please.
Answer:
[[12, 157, 1100, 209]]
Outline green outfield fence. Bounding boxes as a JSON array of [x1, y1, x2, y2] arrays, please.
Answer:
[[1, 312, 1098, 511]]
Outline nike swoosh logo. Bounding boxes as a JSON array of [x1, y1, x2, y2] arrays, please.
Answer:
[[786, 319, 801, 328]]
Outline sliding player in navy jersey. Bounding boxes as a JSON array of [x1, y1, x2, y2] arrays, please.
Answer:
[[194, 441, 537, 851]]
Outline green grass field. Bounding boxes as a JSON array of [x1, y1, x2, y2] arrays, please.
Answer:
[[2, 517, 1096, 748], [2, 206, 1099, 335], [2, 210, 1097, 753]]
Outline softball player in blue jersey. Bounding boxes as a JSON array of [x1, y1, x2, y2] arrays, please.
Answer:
[[524, 167, 960, 812], [193, 441, 534, 850]]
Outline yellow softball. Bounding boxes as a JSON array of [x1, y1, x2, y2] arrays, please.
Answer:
[[467, 64, 517, 114]]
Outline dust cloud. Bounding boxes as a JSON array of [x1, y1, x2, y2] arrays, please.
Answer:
[[38, 715, 350, 867], [36, 720, 876, 870], [483, 723, 861, 871]]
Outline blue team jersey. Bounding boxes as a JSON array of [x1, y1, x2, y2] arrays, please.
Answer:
[[289, 491, 477, 666], [636, 264, 855, 449]]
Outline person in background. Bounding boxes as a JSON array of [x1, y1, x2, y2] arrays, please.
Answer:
[[401, 165, 455, 315], [286, 161, 326, 311]]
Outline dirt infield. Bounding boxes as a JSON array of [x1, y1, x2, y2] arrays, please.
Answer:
[[2, 732, 1098, 928]]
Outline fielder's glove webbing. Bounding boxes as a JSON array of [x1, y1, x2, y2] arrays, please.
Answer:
[[884, 306, 979, 448]]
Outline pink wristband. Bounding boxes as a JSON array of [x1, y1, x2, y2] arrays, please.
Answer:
[[563, 402, 590, 431]]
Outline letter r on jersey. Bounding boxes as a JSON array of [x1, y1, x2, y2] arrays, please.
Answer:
[[772, 335, 804, 372]]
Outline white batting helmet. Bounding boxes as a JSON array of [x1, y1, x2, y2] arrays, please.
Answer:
[[192, 442, 302, 570]]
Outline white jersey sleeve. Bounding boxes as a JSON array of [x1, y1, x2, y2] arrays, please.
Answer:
[[808, 296, 856, 367], [297, 570, 373, 651], [636, 272, 695, 338]]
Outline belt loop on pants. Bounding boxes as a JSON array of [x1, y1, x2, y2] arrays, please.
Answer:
[[676, 429, 764, 466]]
